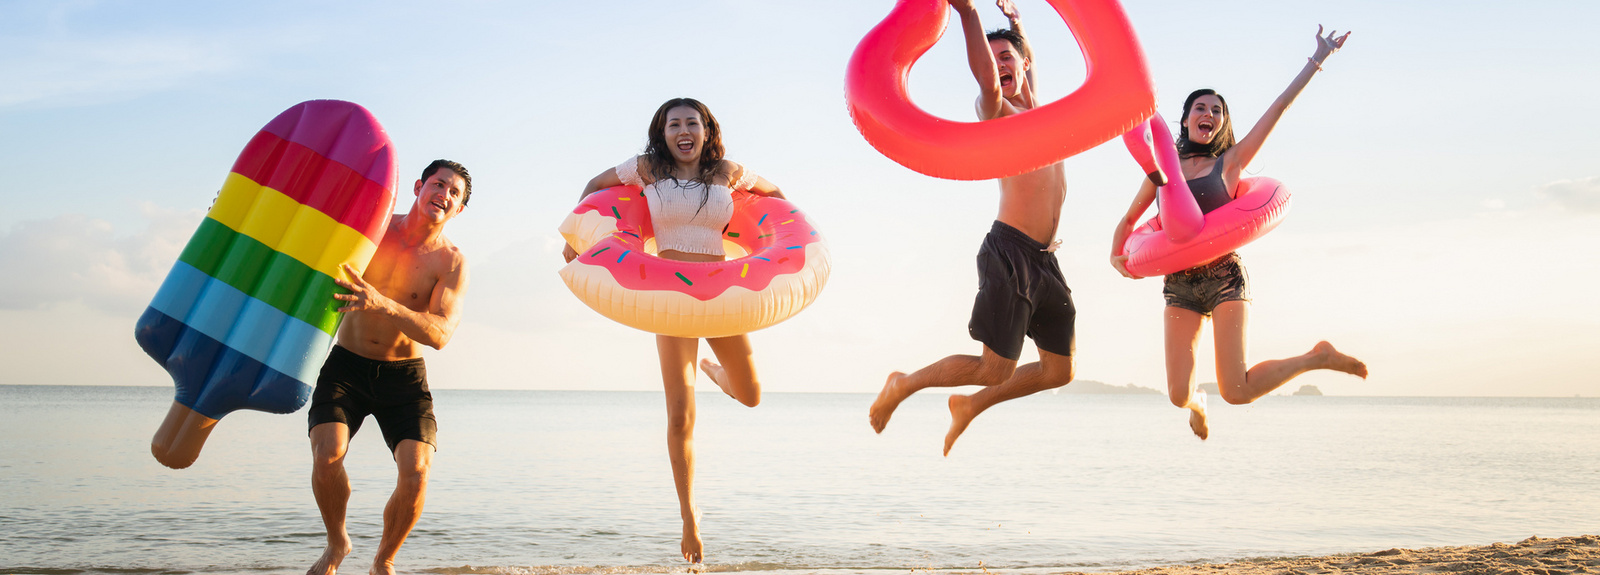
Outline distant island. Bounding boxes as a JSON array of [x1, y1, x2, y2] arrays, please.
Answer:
[[1195, 382, 1324, 396], [1060, 380, 1162, 395]]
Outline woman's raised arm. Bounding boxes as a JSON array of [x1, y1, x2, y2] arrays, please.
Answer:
[[1229, 26, 1350, 171]]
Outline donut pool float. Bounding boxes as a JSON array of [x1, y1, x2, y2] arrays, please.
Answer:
[[1119, 113, 1291, 277], [134, 100, 397, 468], [558, 186, 831, 338], [845, 0, 1156, 180]]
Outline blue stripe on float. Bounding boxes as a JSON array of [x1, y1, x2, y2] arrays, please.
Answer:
[[148, 261, 211, 320], [135, 306, 186, 366], [176, 266, 249, 338], [226, 296, 286, 358], [147, 262, 332, 385], [265, 317, 333, 385], [137, 308, 313, 418]]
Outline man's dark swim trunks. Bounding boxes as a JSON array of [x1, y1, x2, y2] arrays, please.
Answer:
[[1162, 252, 1250, 316], [968, 220, 1077, 361], [307, 345, 436, 452]]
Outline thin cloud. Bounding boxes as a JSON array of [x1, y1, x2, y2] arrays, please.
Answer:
[[0, 36, 236, 108], [0, 204, 202, 314], [1541, 176, 1600, 214]]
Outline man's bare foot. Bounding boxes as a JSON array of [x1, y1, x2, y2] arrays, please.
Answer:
[[869, 372, 910, 433], [699, 359, 737, 401], [307, 536, 351, 575], [368, 560, 396, 575], [681, 508, 704, 564], [943, 394, 979, 456], [1188, 390, 1209, 440], [1312, 341, 1368, 378]]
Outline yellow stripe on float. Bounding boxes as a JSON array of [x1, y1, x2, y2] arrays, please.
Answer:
[[208, 172, 264, 227], [314, 223, 379, 279], [209, 172, 379, 281], [236, 184, 302, 248]]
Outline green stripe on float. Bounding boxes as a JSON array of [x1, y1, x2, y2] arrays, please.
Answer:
[[178, 218, 344, 335]]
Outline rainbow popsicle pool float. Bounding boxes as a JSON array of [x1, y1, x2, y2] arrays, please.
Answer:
[[134, 100, 397, 469]]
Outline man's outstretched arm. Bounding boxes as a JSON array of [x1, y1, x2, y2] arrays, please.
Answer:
[[997, 0, 1036, 101], [950, 0, 1006, 120]]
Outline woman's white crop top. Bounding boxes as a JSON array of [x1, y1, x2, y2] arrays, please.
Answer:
[[615, 156, 759, 256]]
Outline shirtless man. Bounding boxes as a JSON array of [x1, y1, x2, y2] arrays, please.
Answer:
[[306, 160, 471, 575], [869, 0, 1075, 455]]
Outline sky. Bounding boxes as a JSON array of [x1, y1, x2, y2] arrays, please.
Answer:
[[0, 0, 1596, 397]]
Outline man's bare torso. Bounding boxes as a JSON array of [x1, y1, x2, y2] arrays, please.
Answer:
[[337, 217, 463, 361], [996, 159, 1066, 245]]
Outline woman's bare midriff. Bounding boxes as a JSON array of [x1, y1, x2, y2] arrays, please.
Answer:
[[658, 250, 726, 263]]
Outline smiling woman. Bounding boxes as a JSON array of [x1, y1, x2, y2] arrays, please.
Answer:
[[1108, 26, 1368, 441], [555, 97, 827, 566]]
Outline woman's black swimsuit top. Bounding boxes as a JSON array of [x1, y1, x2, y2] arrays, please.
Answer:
[[1185, 151, 1233, 215]]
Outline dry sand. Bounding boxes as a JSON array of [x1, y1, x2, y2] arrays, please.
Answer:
[[1059, 535, 1600, 575]]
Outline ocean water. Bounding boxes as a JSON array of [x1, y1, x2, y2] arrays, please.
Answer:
[[2, 385, 1597, 574]]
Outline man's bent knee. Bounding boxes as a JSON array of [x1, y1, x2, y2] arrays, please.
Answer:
[[976, 348, 1019, 386], [393, 441, 432, 488], [397, 464, 429, 490], [1041, 351, 1076, 388], [309, 425, 349, 468], [1055, 358, 1076, 385]]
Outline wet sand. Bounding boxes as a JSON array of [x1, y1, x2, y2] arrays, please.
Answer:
[[1063, 535, 1600, 575]]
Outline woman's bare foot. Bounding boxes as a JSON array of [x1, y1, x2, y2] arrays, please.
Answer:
[[943, 394, 979, 456], [1312, 341, 1368, 378], [1188, 390, 1209, 440], [699, 359, 737, 401], [869, 372, 910, 433], [306, 535, 351, 575], [681, 509, 704, 565]]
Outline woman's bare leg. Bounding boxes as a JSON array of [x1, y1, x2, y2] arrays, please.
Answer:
[[701, 335, 761, 407], [1165, 306, 1210, 440], [1212, 301, 1368, 405], [656, 335, 703, 564]]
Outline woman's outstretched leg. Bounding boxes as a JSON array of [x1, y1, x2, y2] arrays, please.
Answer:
[[1165, 306, 1210, 439], [1212, 301, 1368, 405], [656, 335, 703, 564], [702, 335, 761, 407]]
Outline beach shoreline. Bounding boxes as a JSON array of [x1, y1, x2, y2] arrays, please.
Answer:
[[1061, 535, 1599, 575]]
